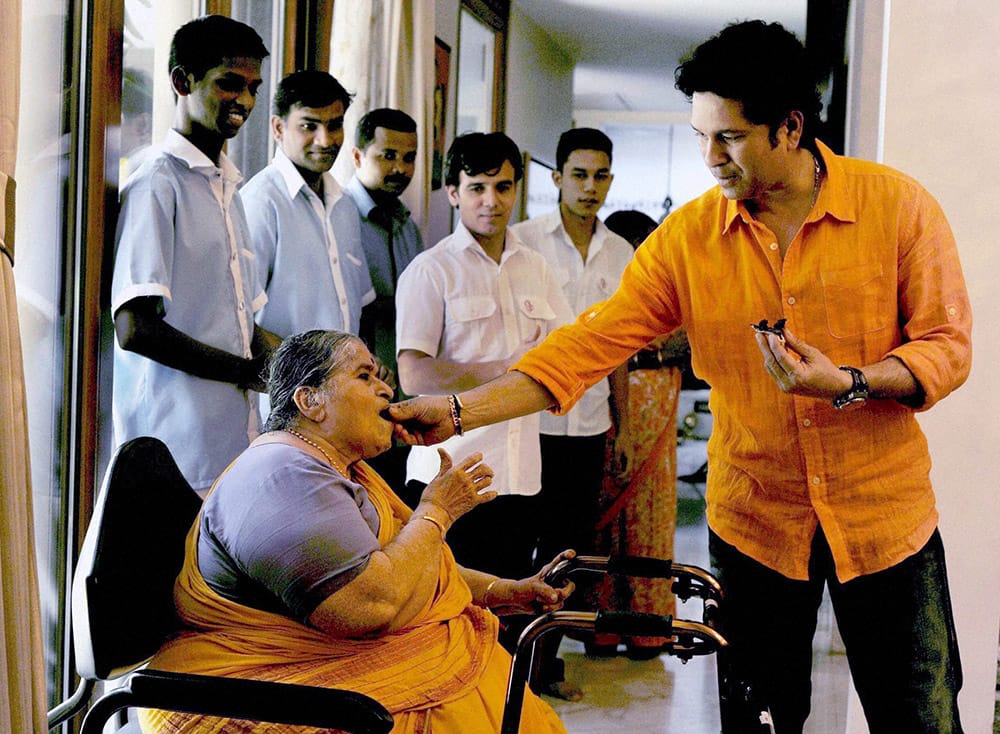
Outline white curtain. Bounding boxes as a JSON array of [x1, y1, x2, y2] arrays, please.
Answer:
[[1, 1, 48, 731], [330, 0, 435, 235]]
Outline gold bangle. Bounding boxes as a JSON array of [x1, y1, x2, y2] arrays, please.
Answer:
[[483, 578, 501, 608], [420, 514, 447, 537]]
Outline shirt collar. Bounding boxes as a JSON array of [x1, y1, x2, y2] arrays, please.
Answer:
[[813, 139, 856, 224], [163, 129, 242, 184], [272, 147, 342, 204], [541, 207, 611, 258], [451, 220, 529, 261], [346, 175, 410, 220], [722, 138, 856, 234]]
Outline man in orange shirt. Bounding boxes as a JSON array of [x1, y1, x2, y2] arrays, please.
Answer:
[[390, 20, 971, 734]]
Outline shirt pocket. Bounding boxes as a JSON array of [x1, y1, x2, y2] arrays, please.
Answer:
[[446, 295, 497, 356], [594, 273, 616, 298], [449, 295, 498, 323], [516, 295, 557, 323], [820, 262, 893, 337]]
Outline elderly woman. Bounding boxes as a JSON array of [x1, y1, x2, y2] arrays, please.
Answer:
[[139, 330, 571, 733]]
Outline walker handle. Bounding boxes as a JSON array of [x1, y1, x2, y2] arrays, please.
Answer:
[[594, 610, 674, 637], [607, 554, 675, 579]]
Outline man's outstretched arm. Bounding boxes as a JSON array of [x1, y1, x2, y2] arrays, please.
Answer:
[[388, 370, 555, 446]]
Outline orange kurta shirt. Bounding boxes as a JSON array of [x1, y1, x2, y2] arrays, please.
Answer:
[[516, 141, 971, 582]]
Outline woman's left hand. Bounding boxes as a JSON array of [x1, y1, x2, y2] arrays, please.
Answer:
[[485, 550, 577, 616]]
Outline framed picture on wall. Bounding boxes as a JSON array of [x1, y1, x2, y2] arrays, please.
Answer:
[[432, 38, 451, 190]]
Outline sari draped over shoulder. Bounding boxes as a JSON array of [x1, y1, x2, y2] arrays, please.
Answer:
[[139, 462, 565, 734]]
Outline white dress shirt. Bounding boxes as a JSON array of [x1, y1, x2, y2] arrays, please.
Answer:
[[396, 222, 574, 495], [241, 148, 374, 337], [510, 209, 633, 436]]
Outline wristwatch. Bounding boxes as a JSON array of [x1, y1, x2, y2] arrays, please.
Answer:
[[832, 366, 869, 410]]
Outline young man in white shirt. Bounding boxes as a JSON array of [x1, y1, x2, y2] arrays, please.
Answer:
[[510, 127, 634, 697], [395, 131, 574, 601]]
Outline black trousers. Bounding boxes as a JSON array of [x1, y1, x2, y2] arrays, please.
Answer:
[[529, 433, 608, 687], [710, 527, 964, 734], [445, 493, 542, 584]]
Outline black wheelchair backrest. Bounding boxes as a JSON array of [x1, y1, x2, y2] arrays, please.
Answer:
[[72, 436, 203, 680]]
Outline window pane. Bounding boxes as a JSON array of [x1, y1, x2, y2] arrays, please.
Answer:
[[226, 0, 279, 181], [16, 1, 72, 708], [120, 0, 157, 180]]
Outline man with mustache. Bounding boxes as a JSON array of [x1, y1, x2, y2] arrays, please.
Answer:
[[391, 21, 972, 733], [344, 108, 424, 498], [241, 71, 373, 345], [509, 127, 635, 698], [111, 15, 276, 496], [344, 108, 423, 382]]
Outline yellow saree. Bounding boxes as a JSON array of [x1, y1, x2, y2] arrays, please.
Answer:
[[139, 461, 565, 734]]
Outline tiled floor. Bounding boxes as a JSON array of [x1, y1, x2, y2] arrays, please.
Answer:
[[543, 495, 852, 733]]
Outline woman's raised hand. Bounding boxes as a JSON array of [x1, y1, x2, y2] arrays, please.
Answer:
[[417, 449, 496, 528]]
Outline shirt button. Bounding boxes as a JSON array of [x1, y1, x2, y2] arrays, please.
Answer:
[[332, 257, 338, 265], [947, 306, 957, 316], [769, 242, 778, 250], [811, 476, 821, 485], [787, 296, 797, 305], [239, 301, 246, 310], [803, 419, 812, 427]]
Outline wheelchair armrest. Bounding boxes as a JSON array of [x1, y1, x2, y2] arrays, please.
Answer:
[[82, 669, 393, 734]]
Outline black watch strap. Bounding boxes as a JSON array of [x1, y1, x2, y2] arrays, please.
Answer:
[[832, 366, 869, 409]]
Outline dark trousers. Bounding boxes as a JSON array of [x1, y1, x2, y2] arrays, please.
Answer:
[[367, 443, 413, 506], [445, 493, 541, 583], [528, 433, 607, 687], [709, 527, 964, 734], [536, 433, 606, 563]]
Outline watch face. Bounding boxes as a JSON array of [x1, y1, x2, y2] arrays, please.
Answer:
[[834, 393, 868, 410]]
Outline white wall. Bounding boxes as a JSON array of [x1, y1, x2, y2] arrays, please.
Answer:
[[847, 1, 1000, 732], [596, 121, 715, 223], [505, 6, 574, 170]]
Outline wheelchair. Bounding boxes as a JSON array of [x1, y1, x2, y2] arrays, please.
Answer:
[[47, 437, 392, 734]]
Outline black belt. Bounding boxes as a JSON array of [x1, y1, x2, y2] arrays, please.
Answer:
[[628, 349, 684, 371]]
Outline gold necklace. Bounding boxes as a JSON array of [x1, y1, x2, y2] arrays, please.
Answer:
[[284, 428, 350, 477]]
